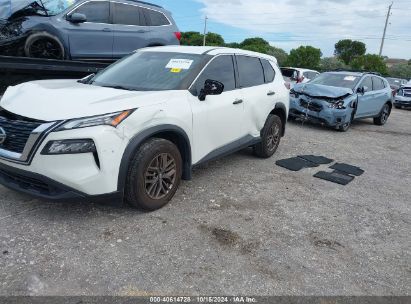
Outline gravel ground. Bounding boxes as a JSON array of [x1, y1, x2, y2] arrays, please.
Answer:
[[0, 109, 410, 296]]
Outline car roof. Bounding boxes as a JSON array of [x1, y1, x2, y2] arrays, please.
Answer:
[[139, 46, 278, 63]]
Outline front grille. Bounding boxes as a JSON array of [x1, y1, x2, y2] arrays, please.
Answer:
[[300, 99, 323, 112], [404, 90, 411, 97], [0, 110, 44, 154]]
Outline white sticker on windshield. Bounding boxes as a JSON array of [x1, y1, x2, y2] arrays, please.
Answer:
[[166, 59, 193, 70], [344, 76, 357, 81]]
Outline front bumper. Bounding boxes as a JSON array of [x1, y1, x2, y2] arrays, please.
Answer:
[[394, 96, 411, 107], [0, 125, 129, 200], [289, 97, 353, 128]]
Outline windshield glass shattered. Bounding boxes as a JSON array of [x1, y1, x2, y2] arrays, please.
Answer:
[[0, 0, 77, 19], [310, 73, 360, 89], [41, 0, 77, 16]]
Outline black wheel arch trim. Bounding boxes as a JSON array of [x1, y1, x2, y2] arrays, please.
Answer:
[[117, 125, 192, 194], [271, 102, 287, 136]]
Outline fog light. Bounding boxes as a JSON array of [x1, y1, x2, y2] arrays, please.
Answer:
[[41, 139, 96, 155]]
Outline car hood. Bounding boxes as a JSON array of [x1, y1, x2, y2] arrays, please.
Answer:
[[0, 79, 175, 121], [293, 83, 353, 99]]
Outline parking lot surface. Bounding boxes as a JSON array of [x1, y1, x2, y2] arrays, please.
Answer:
[[0, 109, 410, 296]]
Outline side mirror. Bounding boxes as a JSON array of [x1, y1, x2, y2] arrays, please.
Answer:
[[68, 13, 87, 23], [357, 87, 365, 94], [198, 79, 224, 101]]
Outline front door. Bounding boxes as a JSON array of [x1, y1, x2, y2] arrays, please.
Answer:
[[356, 76, 376, 118], [191, 55, 245, 163], [64, 1, 113, 60]]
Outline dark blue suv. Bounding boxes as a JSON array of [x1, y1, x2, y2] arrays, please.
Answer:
[[0, 0, 181, 60]]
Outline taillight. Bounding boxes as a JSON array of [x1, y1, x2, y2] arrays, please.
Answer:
[[174, 32, 182, 41], [284, 82, 291, 90]]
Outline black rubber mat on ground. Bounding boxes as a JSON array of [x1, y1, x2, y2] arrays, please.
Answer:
[[276, 157, 319, 172], [330, 163, 364, 176], [298, 155, 334, 165], [314, 170, 355, 185]]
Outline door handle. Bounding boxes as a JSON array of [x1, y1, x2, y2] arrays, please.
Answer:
[[233, 99, 244, 105], [267, 91, 276, 96], [136, 30, 148, 33], [102, 28, 111, 32]]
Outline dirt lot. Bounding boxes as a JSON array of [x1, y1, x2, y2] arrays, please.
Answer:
[[0, 109, 410, 296]]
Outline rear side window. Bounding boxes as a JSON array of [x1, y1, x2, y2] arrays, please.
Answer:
[[373, 77, 385, 90], [144, 9, 170, 26], [360, 76, 373, 92], [237, 56, 265, 88], [72, 1, 109, 23], [261, 59, 276, 83], [194, 55, 236, 94], [113, 3, 145, 26]]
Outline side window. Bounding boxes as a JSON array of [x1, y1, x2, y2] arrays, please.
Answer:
[[360, 77, 373, 92], [261, 59, 276, 83], [72, 1, 110, 23], [372, 77, 385, 90], [237, 55, 265, 88], [113, 3, 144, 26], [194, 55, 236, 94], [144, 9, 170, 26]]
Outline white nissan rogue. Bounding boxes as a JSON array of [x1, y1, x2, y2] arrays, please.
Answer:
[[0, 46, 289, 210]]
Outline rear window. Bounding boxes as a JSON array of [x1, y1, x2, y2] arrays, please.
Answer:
[[281, 68, 298, 78], [310, 73, 360, 89], [144, 9, 170, 26], [237, 56, 265, 88], [261, 59, 276, 83]]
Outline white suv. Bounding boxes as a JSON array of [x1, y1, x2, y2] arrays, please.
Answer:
[[0, 46, 289, 210]]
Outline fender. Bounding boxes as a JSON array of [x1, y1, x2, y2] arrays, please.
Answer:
[[272, 102, 288, 136], [117, 124, 192, 194]]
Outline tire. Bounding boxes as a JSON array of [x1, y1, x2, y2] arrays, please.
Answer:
[[125, 138, 182, 211], [373, 103, 391, 126], [337, 112, 354, 132], [24, 32, 65, 60], [254, 115, 282, 158]]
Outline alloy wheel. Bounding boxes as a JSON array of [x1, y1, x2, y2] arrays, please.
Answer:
[[381, 105, 390, 123], [144, 153, 177, 200], [29, 39, 63, 59], [266, 123, 280, 152]]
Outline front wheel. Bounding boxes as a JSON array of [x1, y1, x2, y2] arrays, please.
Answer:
[[373, 104, 391, 126], [24, 32, 65, 60], [125, 138, 182, 211], [254, 115, 282, 158]]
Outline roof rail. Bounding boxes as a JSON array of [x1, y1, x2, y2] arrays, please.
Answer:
[[331, 69, 382, 76], [127, 0, 163, 8]]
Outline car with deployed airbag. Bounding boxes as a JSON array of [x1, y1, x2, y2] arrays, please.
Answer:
[[0, 46, 289, 211], [0, 0, 181, 60], [289, 71, 393, 131]]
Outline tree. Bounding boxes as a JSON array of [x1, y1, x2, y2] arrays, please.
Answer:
[[350, 54, 388, 75], [285, 46, 322, 69], [388, 63, 411, 79], [180, 32, 224, 46], [320, 57, 348, 71], [267, 46, 288, 67], [334, 39, 366, 65]]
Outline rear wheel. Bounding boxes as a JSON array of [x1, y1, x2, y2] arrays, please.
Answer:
[[24, 32, 65, 60], [373, 104, 391, 126], [254, 115, 282, 158], [125, 138, 182, 211]]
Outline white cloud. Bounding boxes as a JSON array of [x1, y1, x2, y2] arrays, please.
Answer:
[[196, 0, 411, 59]]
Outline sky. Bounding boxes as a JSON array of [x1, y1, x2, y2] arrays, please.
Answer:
[[150, 0, 411, 59]]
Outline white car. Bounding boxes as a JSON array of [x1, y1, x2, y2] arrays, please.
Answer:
[[0, 46, 289, 211], [281, 67, 320, 89]]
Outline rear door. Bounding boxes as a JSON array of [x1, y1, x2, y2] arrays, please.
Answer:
[[111, 2, 151, 58], [65, 1, 113, 60], [356, 76, 375, 117], [236, 55, 271, 137]]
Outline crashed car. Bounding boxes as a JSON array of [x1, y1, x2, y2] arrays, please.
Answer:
[[0, 0, 181, 60], [386, 77, 408, 96], [289, 71, 393, 131], [394, 81, 411, 109]]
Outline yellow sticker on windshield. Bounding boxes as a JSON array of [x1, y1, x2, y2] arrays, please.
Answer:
[[170, 68, 182, 73]]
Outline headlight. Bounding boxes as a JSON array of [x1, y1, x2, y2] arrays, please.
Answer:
[[41, 139, 96, 155], [55, 110, 134, 131], [328, 100, 346, 109]]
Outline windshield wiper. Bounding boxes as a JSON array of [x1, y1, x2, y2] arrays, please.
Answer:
[[100, 85, 137, 91]]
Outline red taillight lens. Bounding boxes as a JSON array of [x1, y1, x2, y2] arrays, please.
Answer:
[[174, 32, 182, 41]]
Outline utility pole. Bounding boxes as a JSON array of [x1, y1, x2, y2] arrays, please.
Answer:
[[203, 16, 208, 46], [379, 2, 393, 56]]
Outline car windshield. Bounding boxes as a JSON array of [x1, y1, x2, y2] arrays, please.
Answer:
[[41, 0, 78, 15], [386, 78, 402, 86], [310, 73, 360, 89], [91, 52, 204, 91]]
